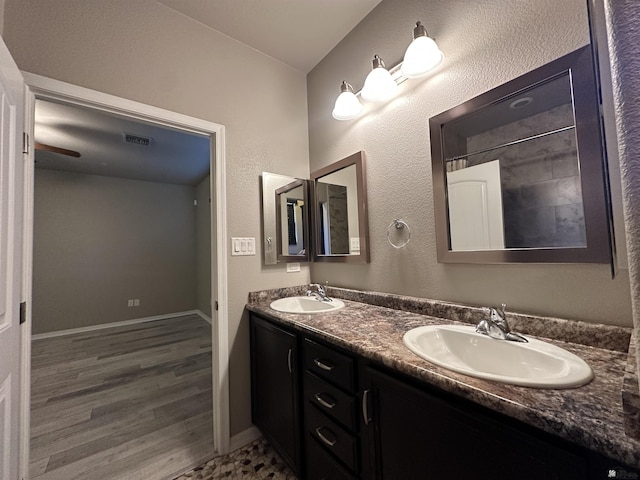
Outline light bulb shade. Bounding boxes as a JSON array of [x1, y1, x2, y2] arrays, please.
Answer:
[[401, 34, 443, 78], [332, 81, 362, 120], [361, 56, 398, 103]]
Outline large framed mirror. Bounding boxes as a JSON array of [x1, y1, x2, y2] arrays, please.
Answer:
[[311, 151, 370, 263], [275, 179, 310, 262], [260, 172, 310, 265], [429, 46, 612, 264]]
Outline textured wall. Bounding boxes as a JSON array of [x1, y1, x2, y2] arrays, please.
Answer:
[[2, 0, 311, 435], [307, 0, 632, 326], [604, 0, 640, 386], [33, 169, 197, 334]]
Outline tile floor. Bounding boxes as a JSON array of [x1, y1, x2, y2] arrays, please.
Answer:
[[174, 438, 297, 480]]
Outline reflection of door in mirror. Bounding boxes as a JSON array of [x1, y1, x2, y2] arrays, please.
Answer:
[[447, 160, 504, 250], [275, 179, 310, 263], [317, 183, 349, 254], [443, 73, 585, 251], [280, 185, 305, 255], [429, 46, 613, 264]]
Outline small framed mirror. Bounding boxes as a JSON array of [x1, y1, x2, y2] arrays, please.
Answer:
[[275, 179, 310, 262], [311, 151, 370, 263], [429, 46, 612, 264], [261, 172, 309, 265]]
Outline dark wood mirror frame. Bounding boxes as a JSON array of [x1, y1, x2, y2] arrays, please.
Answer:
[[311, 151, 370, 263], [429, 46, 613, 264], [275, 179, 310, 263]]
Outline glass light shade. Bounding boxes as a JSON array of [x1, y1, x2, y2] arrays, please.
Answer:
[[332, 90, 362, 120], [332, 81, 362, 120], [361, 59, 398, 103], [401, 35, 444, 78]]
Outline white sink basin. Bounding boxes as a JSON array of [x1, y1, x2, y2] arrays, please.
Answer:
[[270, 296, 345, 314], [403, 324, 593, 388]]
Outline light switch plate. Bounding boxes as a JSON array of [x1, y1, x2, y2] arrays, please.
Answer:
[[231, 237, 256, 256]]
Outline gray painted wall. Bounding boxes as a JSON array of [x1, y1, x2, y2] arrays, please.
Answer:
[[33, 169, 197, 334], [2, 0, 311, 435], [307, 0, 632, 326]]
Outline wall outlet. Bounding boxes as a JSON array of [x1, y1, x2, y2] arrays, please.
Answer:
[[134, 299, 140, 307], [127, 299, 134, 307], [286, 262, 301, 273]]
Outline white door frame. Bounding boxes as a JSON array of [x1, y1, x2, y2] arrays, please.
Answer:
[[20, 73, 231, 465]]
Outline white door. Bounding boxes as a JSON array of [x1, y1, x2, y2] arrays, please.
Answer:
[[447, 160, 505, 251], [0, 37, 25, 480]]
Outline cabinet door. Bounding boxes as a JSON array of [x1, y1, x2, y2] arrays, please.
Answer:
[[365, 367, 588, 480], [250, 315, 300, 474]]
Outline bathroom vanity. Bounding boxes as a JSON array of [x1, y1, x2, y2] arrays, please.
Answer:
[[247, 287, 640, 479]]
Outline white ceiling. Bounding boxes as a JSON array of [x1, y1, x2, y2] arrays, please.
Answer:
[[35, 100, 211, 186], [34, 1, 382, 184], [156, 0, 382, 73]]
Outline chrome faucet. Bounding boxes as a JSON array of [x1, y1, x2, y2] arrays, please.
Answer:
[[476, 304, 527, 343], [306, 283, 332, 302]]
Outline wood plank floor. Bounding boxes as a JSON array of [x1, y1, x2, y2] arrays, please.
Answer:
[[29, 314, 214, 480]]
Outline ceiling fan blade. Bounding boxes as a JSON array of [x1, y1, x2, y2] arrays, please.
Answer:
[[35, 142, 81, 158]]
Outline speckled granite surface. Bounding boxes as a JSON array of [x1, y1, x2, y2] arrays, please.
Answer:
[[247, 286, 640, 468]]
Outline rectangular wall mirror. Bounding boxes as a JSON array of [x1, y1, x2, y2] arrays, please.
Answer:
[[261, 172, 309, 265], [275, 179, 309, 263], [311, 151, 370, 263], [429, 46, 613, 264]]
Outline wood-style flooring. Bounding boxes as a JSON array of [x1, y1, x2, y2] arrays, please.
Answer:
[[29, 314, 214, 480]]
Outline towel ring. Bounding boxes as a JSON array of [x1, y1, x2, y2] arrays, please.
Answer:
[[387, 219, 411, 249]]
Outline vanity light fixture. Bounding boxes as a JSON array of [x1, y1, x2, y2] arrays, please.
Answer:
[[401, 21, 444, 78], [332, 20, 444, 120], [361, 55, 398, 102], [332, 81, 363, 120]]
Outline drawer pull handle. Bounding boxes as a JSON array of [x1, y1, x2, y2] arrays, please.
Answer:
[[315, 427, 337, 447], [362, 389, 371, 426], [314, 358, 334, 371], [314, 393, 336, 409]]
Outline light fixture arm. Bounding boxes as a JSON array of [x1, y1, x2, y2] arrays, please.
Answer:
[[413, 21, 429, 39]]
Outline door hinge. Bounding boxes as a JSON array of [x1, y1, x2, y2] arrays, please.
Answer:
[[19, 302, 26, 324], [214, 301, 219, 311], [22, 132, 29, 155]]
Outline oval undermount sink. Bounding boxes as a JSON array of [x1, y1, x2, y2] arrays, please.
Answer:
[[270, 296, 345, 314], [403, 324, 593, 388]]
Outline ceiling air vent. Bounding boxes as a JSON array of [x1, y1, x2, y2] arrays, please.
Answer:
[[124, 132, 151, 146]]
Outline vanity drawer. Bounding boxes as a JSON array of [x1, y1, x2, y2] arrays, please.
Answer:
[[306, 435, 356, 480], [304, 372, 356, 431], [306, 404, 359, 473], [304, 338, 355, 392]]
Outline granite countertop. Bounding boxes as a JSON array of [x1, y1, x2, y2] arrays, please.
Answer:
[[246, 286, 640, 468]]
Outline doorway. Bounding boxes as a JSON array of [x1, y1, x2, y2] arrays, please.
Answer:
[[22, 73, 230, 477]]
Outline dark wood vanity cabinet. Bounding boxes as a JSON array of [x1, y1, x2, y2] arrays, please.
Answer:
[[249, 313, 638, 480], [302, 338, 360, 479], [363, 367, 589, 480], [249, 315, 302, 475]]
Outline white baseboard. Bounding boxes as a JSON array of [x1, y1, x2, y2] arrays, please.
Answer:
[[31, 310, 201, 340], [196, 310, 212, 325], [228, 426, 261, 452]]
